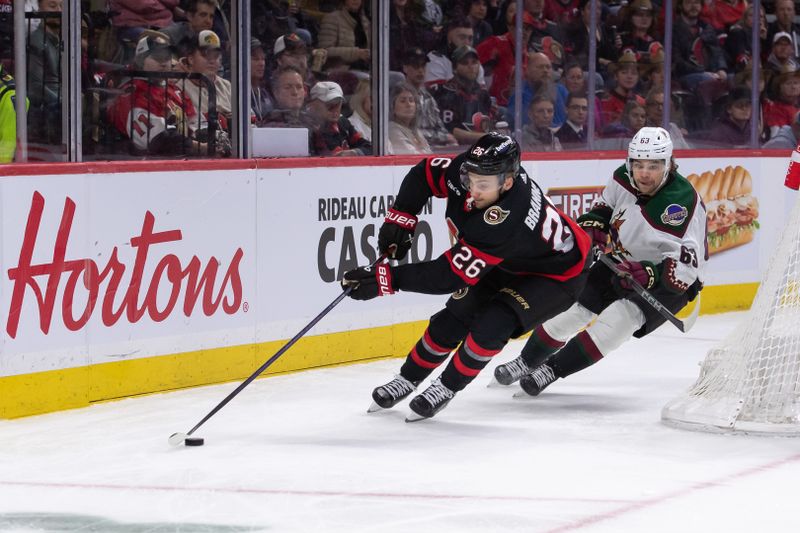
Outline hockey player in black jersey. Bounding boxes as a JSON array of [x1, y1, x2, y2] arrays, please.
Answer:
[[493, 127, 707, 397], [341, 133, 592, 421]]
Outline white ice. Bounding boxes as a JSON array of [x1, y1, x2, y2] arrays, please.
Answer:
[[1, 311, 799, 533]]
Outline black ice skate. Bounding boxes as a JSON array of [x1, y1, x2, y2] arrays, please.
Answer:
[[368, 375, 419, 413], [406, 378, 455, 422], [518, 364, 558, 397], [493, 355, 531, 386]]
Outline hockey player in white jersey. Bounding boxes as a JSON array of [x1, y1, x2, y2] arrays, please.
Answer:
[[493, 126, 707, 396]]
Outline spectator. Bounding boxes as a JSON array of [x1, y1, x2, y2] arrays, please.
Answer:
[[254, 0, 319, 49], [307, 80, 372, 156], [476, 10, 535, 106], [544, 0, 581, 27], [706, 86, 755, 147], [637, 41, 665, 96], [318, 0, 371, 72], [109, 0, 179, 53], [672, 0, 728, 92], [725, 5, 768, 74], [617, 0, 661, 58], [162, 0, 215, 54], [767, 0, 800, 59], [563, 0, 617, 79], [261, 65, 311, 128], [425, 18, 486, 88], [431, 45, 494, 145], [273, 32, 318, 89], [764, 69, 800, 138], [388, 81, 432, 154], [402, 46, 458, 147], [521, 95, 562, 151], [765, 32, 799, 77], [179, 30, 232, 129], [597, 49, 645, 131], [559, 62, 586, 95], [644, 88, 691, 149], [0, 63, 25, 162], [555, 92, 588, 149], [27, 0, 62, 144], [347, 78, 372, 141], [109, 33, 206, 156], [389, 0, 438, 71], [526, 0, 564, 48], [251, 38, 272, 124], [465, 0, 494, 46], [763, 110, 800, 149], [600, 100, 646, 141], [700, 0, 747, 33], [507, 51, 568, 128]]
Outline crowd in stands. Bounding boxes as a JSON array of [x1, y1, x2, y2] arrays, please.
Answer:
[[5, 0, 800, 161]]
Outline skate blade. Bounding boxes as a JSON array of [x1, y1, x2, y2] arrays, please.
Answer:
[[366, 401, 384, 413], [486, 377, 507, 388], [405, 412, 428, 423]]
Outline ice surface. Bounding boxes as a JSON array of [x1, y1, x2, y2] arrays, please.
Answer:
[[1, 312, 798, 532]]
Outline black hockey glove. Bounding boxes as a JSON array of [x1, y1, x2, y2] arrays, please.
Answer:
[[341, 263, 396, 301], [576, 210, 611, 250], [616, 260, 659, 291], [378, 208, 418, 260]]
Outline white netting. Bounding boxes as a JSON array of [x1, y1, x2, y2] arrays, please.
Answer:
[[662, 192, 800, 435]]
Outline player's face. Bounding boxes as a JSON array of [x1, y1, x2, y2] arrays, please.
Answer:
[[631, 160, 666, 195], [467, 172, 509, 209]]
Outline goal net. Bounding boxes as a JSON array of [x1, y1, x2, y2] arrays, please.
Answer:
[[662, 186, 800, 435]]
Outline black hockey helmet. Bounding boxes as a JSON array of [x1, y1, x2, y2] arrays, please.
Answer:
[[460, 133, 521, 188]]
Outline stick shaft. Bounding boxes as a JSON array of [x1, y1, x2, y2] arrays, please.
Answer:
[[598, 254, 687, 332], [185, 254, 386, 436]]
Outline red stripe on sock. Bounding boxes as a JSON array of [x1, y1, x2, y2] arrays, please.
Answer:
[[465, 334, 501, 357], [535, 326, 566, 349], [453, 352, 482, 377], [424, 329, 451, 354], [410, 346, 441, 369], [577, 331, 604, 362]]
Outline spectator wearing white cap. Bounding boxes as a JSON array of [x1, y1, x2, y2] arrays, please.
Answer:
[[767, 0, 800, 58], [273, 32, 321, 90], [307, 80, 372, 156], [162, 0, 216, 55], [179, 29, 232, 129], [765, 32, 799, 77]]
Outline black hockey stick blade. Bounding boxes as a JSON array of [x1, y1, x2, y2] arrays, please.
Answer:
[[168, 253, 389, 446], [597, 254, 692, 333]]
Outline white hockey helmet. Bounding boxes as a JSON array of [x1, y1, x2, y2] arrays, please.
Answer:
[[626, 126, 673, 192]]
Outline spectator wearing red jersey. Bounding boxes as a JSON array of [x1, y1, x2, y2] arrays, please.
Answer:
[[725, 5, 768, 74], [764, 69, 800, 138], [476, 10, 535, 106], [544, 0, 581, 26], [700, 0, 747, 33], [597, 49, 645, 132], [616, 0, 662, 59]]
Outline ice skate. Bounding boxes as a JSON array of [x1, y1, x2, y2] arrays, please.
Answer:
[[367, 375, 419, 412], [406, 378, 455, 422], [493, 355, 532, 386], [517, 364, 557, 397]]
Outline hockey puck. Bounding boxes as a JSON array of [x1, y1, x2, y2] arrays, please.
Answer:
[[185, 437, 205, 446]]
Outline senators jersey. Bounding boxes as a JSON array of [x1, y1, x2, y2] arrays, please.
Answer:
[[391, 153, 591, 295]]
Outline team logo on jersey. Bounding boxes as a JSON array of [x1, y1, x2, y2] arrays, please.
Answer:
[[451, 287, 469, 299], [660, 204, 688, 226], [484, 206, 510, 225]]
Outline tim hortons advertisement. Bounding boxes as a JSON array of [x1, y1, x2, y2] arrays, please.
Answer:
[[1, 171, 257, 375]]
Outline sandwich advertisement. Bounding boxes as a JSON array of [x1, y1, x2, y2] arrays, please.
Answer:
[[686, 166, 760, 255]]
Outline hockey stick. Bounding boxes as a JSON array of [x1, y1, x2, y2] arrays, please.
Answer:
[[598, 254, 698, 333], [169, 252, 389, 447]]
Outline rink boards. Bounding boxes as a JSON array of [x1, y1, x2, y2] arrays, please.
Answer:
[[0, 152, 793, 418]]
